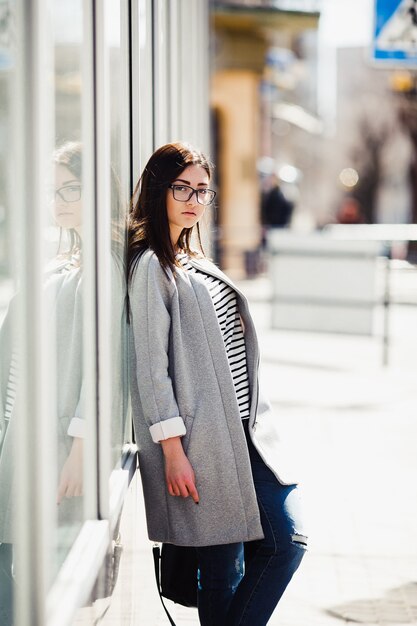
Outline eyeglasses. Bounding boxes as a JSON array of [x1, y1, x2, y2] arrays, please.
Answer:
[[54, 185, 82, 203], [169, 184, 216, 206]]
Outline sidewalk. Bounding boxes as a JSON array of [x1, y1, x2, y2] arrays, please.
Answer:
[[99, 273, 417, 626], [240, 276, 417, 626]]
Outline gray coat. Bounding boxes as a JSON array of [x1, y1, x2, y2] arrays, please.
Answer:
[[0, 264, 84, 544], [129, 249, 298, 547]]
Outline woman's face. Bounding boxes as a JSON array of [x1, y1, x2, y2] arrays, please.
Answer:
[[53, 164, 82, 234], [166, 164, 209, 246]]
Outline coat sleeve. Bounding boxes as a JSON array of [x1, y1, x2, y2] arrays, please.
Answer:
[[67, 392, 85, 438], [130, 253, 186, 443]]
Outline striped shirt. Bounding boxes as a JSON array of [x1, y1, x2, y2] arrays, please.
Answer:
[[4, 351, 18, 423], [177, 254, 251, 421], [1, 350, 18, 448]]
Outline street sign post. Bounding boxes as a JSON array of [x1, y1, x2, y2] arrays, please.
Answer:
[[372, 0, 417, 65]]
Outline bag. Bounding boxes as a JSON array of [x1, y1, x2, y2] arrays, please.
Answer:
[[153, 543, 198, 625]]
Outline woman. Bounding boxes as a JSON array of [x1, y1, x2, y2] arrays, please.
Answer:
[[128, 142, 307, 626]]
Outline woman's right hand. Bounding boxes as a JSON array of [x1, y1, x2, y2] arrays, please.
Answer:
[[160, 436, 200, 504]]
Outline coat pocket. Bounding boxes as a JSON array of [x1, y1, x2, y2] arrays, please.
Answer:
[[182, 414, 195, 453]]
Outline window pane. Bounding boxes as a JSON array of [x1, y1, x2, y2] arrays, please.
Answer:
[[154, 0, 169, 145], [52, 0, 86, 574], [0, 3, 17, 622], [106, 0, 129, 469], [70, 472, 142, 624]]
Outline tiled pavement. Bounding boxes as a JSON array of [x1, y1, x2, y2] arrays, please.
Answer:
[[94, 273, 417, 626]]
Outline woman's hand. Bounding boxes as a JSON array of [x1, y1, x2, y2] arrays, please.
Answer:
[[57, 437, 83, 504], [161, 437, 200, 504]]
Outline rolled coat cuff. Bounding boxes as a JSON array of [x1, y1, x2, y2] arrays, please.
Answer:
[[149, 416, 186, 443], [67, 417, 85, 438]]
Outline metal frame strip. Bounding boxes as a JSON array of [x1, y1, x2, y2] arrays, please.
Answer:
[[14, 0, 54, 623]]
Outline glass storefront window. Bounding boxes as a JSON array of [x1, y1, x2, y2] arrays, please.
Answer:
[[107, 0, 130, 470], [52, 0, 86, 575], [0, 3, 17, 623], [1, 2, 98, 622]]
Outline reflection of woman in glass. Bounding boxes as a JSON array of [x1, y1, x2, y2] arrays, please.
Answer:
[[128, 143, 307, 626], [53, 144, 83, 260], [52, 141, 85, 504], [52, 142, 126, 595], [51, 141, 126, 506], [0, 141, 126, 619], [0, 143, 86, 622]]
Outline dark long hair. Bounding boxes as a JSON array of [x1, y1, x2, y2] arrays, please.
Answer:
[[127, 142, 214, 283]]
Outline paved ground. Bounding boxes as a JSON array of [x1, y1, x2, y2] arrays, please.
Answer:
[[93, 267, 417, 626]]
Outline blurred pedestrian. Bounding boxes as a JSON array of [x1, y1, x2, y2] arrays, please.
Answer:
[[128, 142, 307, 626], [261, 174, 294, 229], [336, 196, 365, 224]]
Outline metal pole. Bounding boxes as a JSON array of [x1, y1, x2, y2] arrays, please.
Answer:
[[382, 244, 392, 367]]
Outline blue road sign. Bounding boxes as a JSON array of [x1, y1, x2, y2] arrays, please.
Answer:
[[372, 0, 417, 65]]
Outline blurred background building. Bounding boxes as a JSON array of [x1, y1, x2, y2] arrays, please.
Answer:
[[210, 0, 417, 275], [210, 0, 320, 274]]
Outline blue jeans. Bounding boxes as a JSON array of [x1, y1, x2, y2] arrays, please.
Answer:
[[196, 423, 307, 626]]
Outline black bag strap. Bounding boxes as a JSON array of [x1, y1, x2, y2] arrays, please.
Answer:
[[152, 544, 177, 626]]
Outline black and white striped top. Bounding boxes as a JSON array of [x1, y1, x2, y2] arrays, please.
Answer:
[[177, 254, 251, 421], [1, 350, 18, 447]]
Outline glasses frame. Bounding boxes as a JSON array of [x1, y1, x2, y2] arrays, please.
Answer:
[[54, 184, 82, 203], [168, 184, 216, 206]]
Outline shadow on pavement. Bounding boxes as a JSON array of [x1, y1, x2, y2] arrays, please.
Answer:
[[327, 582, 417, 623]]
